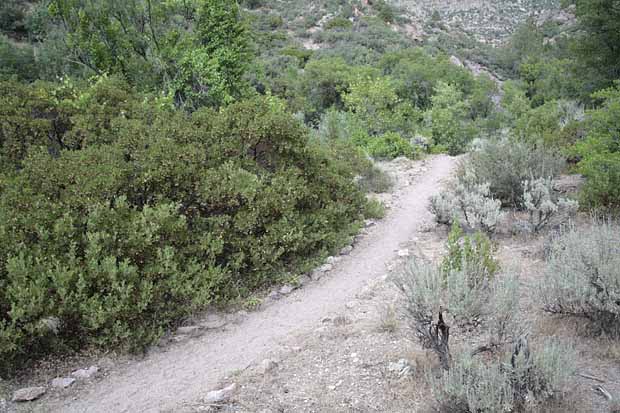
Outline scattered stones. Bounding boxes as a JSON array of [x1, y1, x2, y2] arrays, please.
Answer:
[[204, 383, 237, 404], [317, 263, 333, 273], [260, 359, 278, 374], [339, 245, 353, 256], [397, 249, 410, 257], [11, 387, 46, 402], [71, 366, 99, 380], [279, 285, 295, 295], [51, 377, 75, 389]]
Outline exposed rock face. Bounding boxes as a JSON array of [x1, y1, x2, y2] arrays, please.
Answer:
[[394, 0, 565, 45]]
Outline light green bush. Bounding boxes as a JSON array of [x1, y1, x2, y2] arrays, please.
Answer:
[[522, 177, 578, 232]]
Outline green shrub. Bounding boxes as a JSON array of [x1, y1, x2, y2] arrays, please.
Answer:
[[366, 132, 415, 160], [357, 165, 394, 193], [574, 84, 620, 209], [0, 88, 366, 373], [324, 17, 352, 30], [364, 198, 386, 219], [466, 138, 565, 207], [441, 222, 500, 285], [538, 220, 620, 336], [578, 153, 620, 210]]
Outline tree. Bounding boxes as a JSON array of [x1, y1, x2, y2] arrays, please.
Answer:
[[48, 0, 251, 108], [428, 82, 472, 155], [563, 0, 620, 96]]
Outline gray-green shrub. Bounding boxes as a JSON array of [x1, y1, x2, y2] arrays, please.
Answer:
[[522, 177, 579, 232], [465, 138, 565, 207], [538, 220, 620, 335], [429, 168, 504, 233], [427, 339, 576, 413]]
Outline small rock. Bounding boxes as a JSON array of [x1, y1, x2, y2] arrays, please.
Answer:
[[297, 274, 311, 286], [71, 366, 99, 380], [177, 325, 202, 336], [261, 359, 278, 374], [364, 220, 376, 228], [267, 290, 281, 301], [318, 263, 333, 273], [201, 314, 227, 330], [345, 301, 355, 309], [11, 387, 46, 402], [279, 285, 295, 295], [326, 256, 341, 265], [321, 316, 332, 323], [51, 377, 75, 389], [310, 270, 323, 281], [204, 383, 237, 404], [397, 249, 410, 257], [339, 245, 353, 256]]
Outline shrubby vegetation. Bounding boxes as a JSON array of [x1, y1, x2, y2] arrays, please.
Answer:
[[538, 220, 620, 336], [0, 77, 370, 373], [398, 230, 575, 412]]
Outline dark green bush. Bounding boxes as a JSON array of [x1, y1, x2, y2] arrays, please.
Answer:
[[0, 81, 365, 373]]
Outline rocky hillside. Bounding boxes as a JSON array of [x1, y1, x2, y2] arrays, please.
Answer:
[[392, 0, 567, 45]]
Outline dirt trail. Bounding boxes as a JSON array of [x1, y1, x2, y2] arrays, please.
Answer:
[[37, 155, 457, 413]]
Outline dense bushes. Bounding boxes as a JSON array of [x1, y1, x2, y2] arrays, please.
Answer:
[[0, 80, 367, 373], [574, 84, 620, 209], [538, 220, 620, 335]]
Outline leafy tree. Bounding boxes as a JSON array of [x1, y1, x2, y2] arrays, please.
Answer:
[[428, 82, 472, 155], [48, 0, 251, 108]]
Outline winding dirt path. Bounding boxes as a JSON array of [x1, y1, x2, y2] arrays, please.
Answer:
[[39, 155, 457, 413]]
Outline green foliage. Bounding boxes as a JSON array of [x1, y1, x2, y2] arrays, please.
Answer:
[[441, 222, 500, 285], [575, 83, 620, 208], [428, 82, 472, 155], [47, 0, 251, 108], [0, 82, 366, 373], [364, 198, 386, 219], [324, 16, 353, 30], [0, 36, 39, 81], [564, 0, 620, 96], [366, 132, 416, 160]]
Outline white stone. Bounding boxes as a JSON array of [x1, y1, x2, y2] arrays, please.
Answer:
[[12, 387, 46, 402], [261, 359, 278, 374], [71, 366, 99, 380], [397, 249, 410, 257], [51, 377, 75, 389], [204, 383, 237, 404], [339, 245, 353, 255]]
